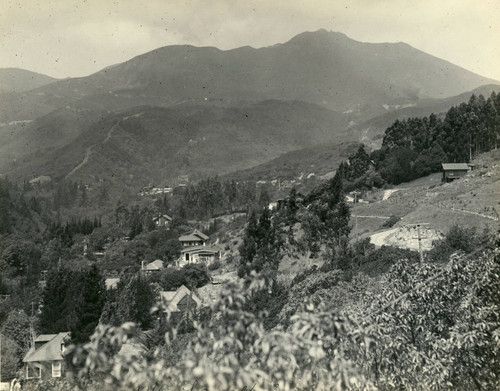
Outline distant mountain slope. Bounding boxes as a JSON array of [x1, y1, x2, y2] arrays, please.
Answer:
[[4, 100, 353, 188], [1, 29, 498, 196], [1, 30, 496, 123], [355, 84, 500, 149], [0, 68, 57, 93], [223, 142, 361, 182]]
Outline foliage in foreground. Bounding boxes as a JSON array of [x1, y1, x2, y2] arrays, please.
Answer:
[[22, 248, 498, 391]]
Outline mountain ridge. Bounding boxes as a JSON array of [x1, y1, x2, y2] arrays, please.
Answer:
[[1, 29, 498, 195], [0, 68, 58, 94], [1, 29, 496, 123]]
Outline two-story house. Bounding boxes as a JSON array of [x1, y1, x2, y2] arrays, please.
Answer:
[[23, 332, 70, 380]]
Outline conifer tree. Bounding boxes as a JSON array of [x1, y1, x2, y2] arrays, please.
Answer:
[[70, 265, 104, 344]]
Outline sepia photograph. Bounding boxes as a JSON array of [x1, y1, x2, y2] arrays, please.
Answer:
[[0, 1, 499, 390]]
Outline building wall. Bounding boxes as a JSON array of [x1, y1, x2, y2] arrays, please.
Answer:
[[25, 360, 64, 381], [442, 169, 468, 181]]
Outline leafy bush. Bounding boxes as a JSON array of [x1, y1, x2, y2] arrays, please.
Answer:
[[208, 260, 220, 270], [427, 225, 493, 262], [159, 264, 210, 290], [57, 248, 500, 391], [381, 214, 400, 228]]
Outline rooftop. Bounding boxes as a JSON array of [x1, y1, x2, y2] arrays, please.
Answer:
[[442, 163, 469, 170], [23, 332, 70, 363], [159, 285, 202, 312], [179, 229, 209, 242]]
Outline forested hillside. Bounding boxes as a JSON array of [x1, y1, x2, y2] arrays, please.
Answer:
[[333, 92, 500, 189], [1, 91, 499, 390]]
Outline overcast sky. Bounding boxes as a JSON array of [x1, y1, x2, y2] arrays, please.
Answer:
[[1, 0, 499, 81]]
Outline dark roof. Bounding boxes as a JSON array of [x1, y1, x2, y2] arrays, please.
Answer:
[[179, 229, 209, 242], [160, 285, 202, 312], [23, 332, 70, 363], [180, 246, 219, 255], [442, 163, 469, 170]]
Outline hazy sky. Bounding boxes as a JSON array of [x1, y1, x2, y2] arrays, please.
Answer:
[[1, 0, 499, 80]]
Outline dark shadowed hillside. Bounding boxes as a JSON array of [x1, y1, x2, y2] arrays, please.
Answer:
[[4, 100, 353, 190], [0, 29, 498, 197], [355, 84, 500, 149]]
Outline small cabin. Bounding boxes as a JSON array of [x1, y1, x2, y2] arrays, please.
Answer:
[[141, 259, 164, 274], [441, 163, 469, 182], [152, 214, 172, 229]]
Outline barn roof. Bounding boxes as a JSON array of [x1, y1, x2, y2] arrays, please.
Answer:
[[23, 332, 70, 363], [441, 163, 469, 170]]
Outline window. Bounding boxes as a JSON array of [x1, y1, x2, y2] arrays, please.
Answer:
[[52, 361, 62, 377], [27, 364, 41, 379]]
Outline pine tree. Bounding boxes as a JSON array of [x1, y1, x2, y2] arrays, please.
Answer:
[[40, 269, 72, 333], [238, 208, 282, 278], [70, 265, 104, 344]]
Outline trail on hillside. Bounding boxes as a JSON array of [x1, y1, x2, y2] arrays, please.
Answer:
[[432, 204, 499, 221], [65, 120, 122, 179]]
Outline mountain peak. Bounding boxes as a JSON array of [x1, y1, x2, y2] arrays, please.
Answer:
[[286, 29, 351, 45]]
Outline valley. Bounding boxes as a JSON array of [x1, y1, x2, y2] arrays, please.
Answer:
[[1, 28, 499, 391]]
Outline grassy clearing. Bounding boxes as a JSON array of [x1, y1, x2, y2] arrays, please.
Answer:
[[350, 150, 499, 243]]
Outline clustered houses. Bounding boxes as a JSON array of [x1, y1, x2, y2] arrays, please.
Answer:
[[21, 221, 220, 383], [23, 333, 70, 380]]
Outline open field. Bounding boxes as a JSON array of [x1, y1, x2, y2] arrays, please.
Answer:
[[350, 150, 499, 247]]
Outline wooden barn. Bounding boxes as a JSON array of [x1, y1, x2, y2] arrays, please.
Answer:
[[441, 163, 469, 182]]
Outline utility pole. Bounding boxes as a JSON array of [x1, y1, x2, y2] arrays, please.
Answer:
[[410, 223, 429, 263], [353, 191, 360, 243]]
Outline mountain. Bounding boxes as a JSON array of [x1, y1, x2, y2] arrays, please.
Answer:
[[1, 29, 498, 193], [4, 100, 353, 190], [223, 142, 361, 182], [354, 84, 500, 149], [1, 30, 496, 123], [0, 68, 57, 94]]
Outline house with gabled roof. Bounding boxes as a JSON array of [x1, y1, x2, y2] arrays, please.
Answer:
[[141, 259, 164, 274], [23, 332, 70, 380], [178, 229, 209, 247], [152, 214, 172, 229], [159, 285, 202, 322]]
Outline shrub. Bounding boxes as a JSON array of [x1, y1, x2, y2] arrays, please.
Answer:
[[427, 225, 487, 262], [160, 264, 210, 290], [208, 260, 220, 271], [381, 215, 400, 228]]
